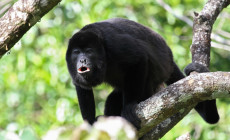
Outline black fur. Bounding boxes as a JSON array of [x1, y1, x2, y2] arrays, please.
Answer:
[[66, 18, 184, 128], [184, 63, 219, 124]]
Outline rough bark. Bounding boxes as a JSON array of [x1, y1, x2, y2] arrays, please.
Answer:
[[137, 72, 230, 138], [191, 0, 230, 67], [140, 105, 194, 139], [0, 0, 62, 58]]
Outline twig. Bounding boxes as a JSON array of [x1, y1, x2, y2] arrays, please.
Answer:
[[211, 41, 230, 51], [156, 0, 230, 52], [156, 0, 193, 26]]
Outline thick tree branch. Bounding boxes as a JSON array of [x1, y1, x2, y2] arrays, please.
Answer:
[[141, 105, 194, 140], [0, 0, 62, 58], [137, 72, 230, 139], [191, 0, 230, 67]]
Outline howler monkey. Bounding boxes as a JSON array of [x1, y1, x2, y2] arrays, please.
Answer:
[[66, 18, 218, 128]]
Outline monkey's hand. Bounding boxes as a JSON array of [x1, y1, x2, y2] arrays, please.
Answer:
[[184, 63, 209, 76]]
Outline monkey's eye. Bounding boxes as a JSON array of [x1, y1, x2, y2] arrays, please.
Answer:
[[73, 49, 80, 54], [85, 48, 93, 53]]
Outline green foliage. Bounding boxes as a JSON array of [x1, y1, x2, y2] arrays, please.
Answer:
[[0, 127, 38, 140], [19, 127, 38, 140], [0, 0, 230, 139]]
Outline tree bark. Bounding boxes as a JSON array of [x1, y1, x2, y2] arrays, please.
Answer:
[[140, 0, 230, 139], [137, 72, 230, 138], [0, 0, 62, 58], [191, 0, 230, 67], [140, 104, 194, 139]]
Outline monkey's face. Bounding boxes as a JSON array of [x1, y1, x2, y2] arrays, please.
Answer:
[[66, 31, 106, 89]]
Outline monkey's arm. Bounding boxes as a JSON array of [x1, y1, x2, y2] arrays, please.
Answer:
[[75, 86, 96, 124]]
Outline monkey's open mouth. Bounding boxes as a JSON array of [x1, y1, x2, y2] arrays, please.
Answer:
[[78, 66, 90, 73]]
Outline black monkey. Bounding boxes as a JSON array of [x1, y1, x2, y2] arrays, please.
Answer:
[[66, 18, 184, 128], [184, 63, 219, 124]]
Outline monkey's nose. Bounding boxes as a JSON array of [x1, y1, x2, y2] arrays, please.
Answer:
[[80, 59, 87, 64]]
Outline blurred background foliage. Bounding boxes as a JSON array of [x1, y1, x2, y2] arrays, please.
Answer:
[[0, 0, 230, 139]]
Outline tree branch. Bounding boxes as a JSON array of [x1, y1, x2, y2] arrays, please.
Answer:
[[191, 0, 230, 67], [141, 105, 194, 140], [211, 41, 230, 51], [139, 0, 230, 139], [0, 0, 62, 58], [0, 1, 12, 17], [137, 72, 230, 139]]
